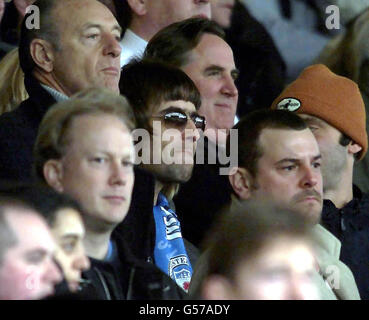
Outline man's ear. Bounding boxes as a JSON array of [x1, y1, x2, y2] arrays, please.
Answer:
[[348, 141, 362, 157], [43, 160, 64, 192], [201, 275, 236, 300], [126, 0, 147, 16], [228, 167, 253, 200], [30, 38, 55, 73]]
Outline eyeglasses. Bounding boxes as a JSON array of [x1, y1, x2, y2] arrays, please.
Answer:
[[152, 110, 206, 131]]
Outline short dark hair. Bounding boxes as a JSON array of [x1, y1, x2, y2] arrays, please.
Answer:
[[19, 0, 60, 75], [143, 17, 225, 68], [204, 200, 312, 282], [0, 183, 84, 227], [228, 109, 308, 177], [120, 59, 201, 132]]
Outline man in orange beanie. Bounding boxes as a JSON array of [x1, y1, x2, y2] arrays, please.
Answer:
[[272, 64, 369, 299]]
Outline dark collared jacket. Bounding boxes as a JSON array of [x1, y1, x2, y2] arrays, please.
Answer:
[[321, 185, 369, 300], [79, 231, 185, 300], [0, 74, 56, 181]]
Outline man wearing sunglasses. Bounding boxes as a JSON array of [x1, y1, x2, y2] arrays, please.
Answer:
[[119, 59, 202, 293], [143, 17, 238, 247]]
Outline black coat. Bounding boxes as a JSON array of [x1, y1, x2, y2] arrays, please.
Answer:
[[226, 0, 286, 117], [321, 185, 369, 300], [0, 74, 56, 182], [116, 167, 200, 268], [173, 136, 233, 247], [57, 231, 185, 300], [115, 167, 156, 262]]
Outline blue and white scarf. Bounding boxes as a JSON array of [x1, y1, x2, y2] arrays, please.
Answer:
[[153, 193, 192, 292]]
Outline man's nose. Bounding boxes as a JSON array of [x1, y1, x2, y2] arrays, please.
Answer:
[[221, 74, 238, 98], [103, 33, 122, 58], [109, 160, 128, 186], [74, 253, 90, 272], [300, 166, 319, 189], [185, 117, 201, 143]]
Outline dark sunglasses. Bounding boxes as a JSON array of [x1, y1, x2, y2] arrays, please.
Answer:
[[152, 111, 206, 131]]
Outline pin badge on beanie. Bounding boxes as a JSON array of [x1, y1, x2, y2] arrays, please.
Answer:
[[276, 98, 301, 112]]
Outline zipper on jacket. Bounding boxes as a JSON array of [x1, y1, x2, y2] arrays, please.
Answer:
[[126, 267, 136, 300], [94, 267, 112, 300]]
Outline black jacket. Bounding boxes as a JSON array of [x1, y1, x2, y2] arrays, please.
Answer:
[[79, 231, 185, 300], [226, 0, 286, 117], [321, 185, 369, 300], [173, 136, 233, 247], [115, 167, 156, 262], [0, 74, 56, 181], [116, 167, 200, 268]]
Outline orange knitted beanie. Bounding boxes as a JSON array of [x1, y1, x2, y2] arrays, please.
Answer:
[[271, 64, 367, 159]]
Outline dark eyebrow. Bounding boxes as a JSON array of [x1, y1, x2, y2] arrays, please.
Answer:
[[274, 158, 300, 166], [204, 65, 224, 74], [157, 106, 185, 115], [61, 234, 79, 241], [204, 64, 240, 80], [157, 106, 198, 116], [274, 155, 322, 166]]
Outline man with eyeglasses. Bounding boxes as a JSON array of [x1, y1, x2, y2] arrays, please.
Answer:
[[33, 87, 184, 300], [119, 59, 202, 293], [143, 17, 238, 247]]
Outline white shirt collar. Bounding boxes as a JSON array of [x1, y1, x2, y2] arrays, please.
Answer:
[[120, 29, 148, 68], [40, 84, 69, 102]]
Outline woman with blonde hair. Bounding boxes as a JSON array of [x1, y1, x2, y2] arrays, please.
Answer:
[[0, 48, 28, 115]]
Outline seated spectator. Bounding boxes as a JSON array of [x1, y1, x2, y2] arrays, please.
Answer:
[[0, 0, 122, 182], [0, 184, 90, 293], [145, 17, 238, 146], [191, 109, 360, 300], [200, 201, 319, 300], [120, 60, 202, 292], [0, 48, 28, 115], [34, 87, 183, 300], [115, 0, 211, 67], [241, 0, 336, 82], [316, 8, 369, 194], [211, 0, 286, 117], [144, 17, 237, 247], [272, 64, 369, 299], [0, 196, 62, 300]]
